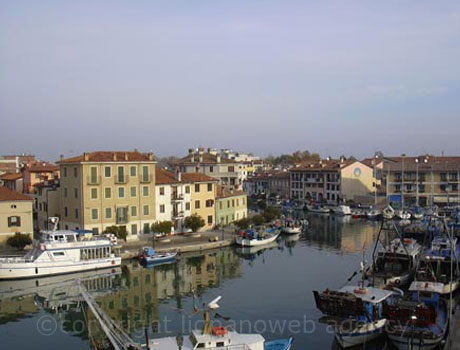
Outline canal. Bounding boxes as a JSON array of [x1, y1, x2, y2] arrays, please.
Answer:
[[0, 214, 402, 350]]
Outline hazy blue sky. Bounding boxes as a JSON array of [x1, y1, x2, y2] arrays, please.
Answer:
[[1, 0, 459, 161]]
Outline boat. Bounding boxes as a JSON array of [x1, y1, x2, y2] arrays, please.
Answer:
[[306, 204, 330, 214], [235, 227, 280, 247], [0, 217, 121, 280], [413, 235, 460, 294], [395, 209, 411, 220], [313, 285, 399, 348], [280, 218, 302, 235], [149, 296, 294, 350], [385, 282, 448, 350], [367, 208, 382, 220], [139, 247, 177, 266], [367, 238, 422, 287], [411, 206, 425, 220], [335, 205, 351, 216], [383, 205, 396, 220]]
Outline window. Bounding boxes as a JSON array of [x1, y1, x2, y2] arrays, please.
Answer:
[[160, 205, 165, 213], [207, 183, 212, 192], [219, 202, 223, 210], [7, 216, 21, 227], [74, 167, 78, 177], [75, 209, 79, 219], [228, 166, 234, 172], [186, 202, 191, 210], [130, 166, 137, 177], [143, 205, 149, 216], [130, 186, 137, 197], [195, 184, 200, 192], [105, 187, 112, 199], [74, 188, 78, 199], [208, 215, 213, 225], [64, 187, 68, 198], [159, 187, 165, 195], [209, 166, 214, 173], [131, 206, 137, 217], [131, 224, 138, 235], [91, 188, 98, 199], [64, 207, 68, 217], [195, 200, 200, 209], [89, 166, 97, 183], [118, 187, 125, 198], [142, 186, 149, 197], [53, 252, 65, 257], [91, 208, 98, 220], [142, 166, 149, 181], [206, 199, 214, 208], [143, 223, 150, 233], [185, 186, 190, 194], [117, 166, 125, 183], [232, 199, 235, 207], [63, 167, 67, 177], [105, 166, 111, 178], [105, 208, 112, 219]]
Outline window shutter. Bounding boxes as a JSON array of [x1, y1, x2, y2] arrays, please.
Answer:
[[17, 216, 21, 227], [8, 217, 12, 227]]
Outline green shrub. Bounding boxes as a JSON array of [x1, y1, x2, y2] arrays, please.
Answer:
[[184, 214, 205, 232], [251, 215, 265, 226], [263, 206, 281, 222], [104, 225, 127, 241], [234, 217, 251, 229], [7, 233, 32, 251], [151, 221, 173, 234]]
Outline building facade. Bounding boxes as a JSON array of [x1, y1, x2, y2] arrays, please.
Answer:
[[243, 174, 269, 197], [176, 148, 244, 190], [34, 179, 60, 231], [216, 186, 248, 226], [22, 161, 60, 194], [0, 172, 24, 193], [267, 171, 290, 198], [0, 187, 33, 246], [58, 151, 156, 240]]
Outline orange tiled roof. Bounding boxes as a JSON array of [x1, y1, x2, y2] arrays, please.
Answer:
[[0, 172, 23, 181], [181, 173, 219, 183], [59, 151, 155, 164], [155, 169, 181, 185], [26, 162, 59, 173], [0, 187, 32, 201], [216, 185, 246, 199], [176, 153, 238, 165]]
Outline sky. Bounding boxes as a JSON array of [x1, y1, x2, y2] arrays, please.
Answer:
[[1, 0, 459, 162]]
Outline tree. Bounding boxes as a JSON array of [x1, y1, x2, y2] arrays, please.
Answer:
[[151, 221, 173, 235], [234, 217, 251, 230], [104, 225, 127, 241], [7, 232, 32, 251], [184, 214, 205, 233], [263, 206, 281, 222], [251, 215, 265, 226]]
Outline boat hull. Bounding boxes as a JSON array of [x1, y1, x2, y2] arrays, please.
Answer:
[[281, 227, 301, 235], [235, 233, 280, 247], [335, 319, 386, 348], [387, 331, 446, 350], [141, 253, 177, 266], [0, 257, 122, 280]]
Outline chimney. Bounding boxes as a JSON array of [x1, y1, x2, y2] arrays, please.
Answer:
[[148, 152, 154, 161], [199, 155, 203, 163], [113, 153, 117, 161], [198, 147, 204, 154], [188, 148, 194, 154], [191, 156, 195, 163], [176, 171, 182, 182], [124, 152, 128, 161], [217, 155, 221, 163], [83, 152, 89, 161]]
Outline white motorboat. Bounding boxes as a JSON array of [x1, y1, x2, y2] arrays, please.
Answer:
[[410, 206, 425, 220], [335, 205, 351, 216], [382, 205, 395, 220], [367, 208, 381, 219], [395, 209, 411, 220], [0, 218, 121, 280], [235, 228, 280, 247], [306, 204, 330, 214], [281, 218, 302, 235]]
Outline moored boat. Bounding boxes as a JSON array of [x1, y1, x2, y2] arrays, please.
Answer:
[[367, 207, 382, 220], [383, 205, 396, 220], [281, 218, 302, 235], [335, 205, 352, 216], [306, 204, 330, 214], [138, 247, 177, 266], [396, 209, 411, 220], [0, 218, 121, 280], [235, 228, 280, 247]]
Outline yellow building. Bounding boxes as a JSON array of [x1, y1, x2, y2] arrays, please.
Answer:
[[58, 151, 156, 240], [0, 187, 33, 246], [182, 173, 218, 231]]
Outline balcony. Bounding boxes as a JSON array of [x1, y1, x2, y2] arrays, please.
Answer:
[[87, 176, 100, 185], [139, 174, 153, 183], [172, 211, 184, 219], [171, 193, 184, 201], [115, 175, 127, 184]]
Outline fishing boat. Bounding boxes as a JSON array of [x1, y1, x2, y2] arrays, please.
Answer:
[[306, 204, 330, 214], [280, 218, 302, 235], [235, 227, 280, 247], [411, 206, 425, 220], [335, 205, 351, 216], [385, 283, 448, 350], [395, 209, 411, 220], [313, 284, 399, 348], [367, 238, 422, 287], [383, 205, 396, 220], [413, 236, 460, 294], [0, 218, 121, 280], [149, 296, 294, 350], [138, 247, 177, 266]]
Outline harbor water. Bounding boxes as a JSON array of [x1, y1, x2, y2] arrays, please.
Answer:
[[0, 214, 432, 350]]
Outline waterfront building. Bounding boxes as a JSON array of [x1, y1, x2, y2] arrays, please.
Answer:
[[0, 172, 24, 193], [267, 171, 290, 198], [154, 169, 192, 234], [383, 155, 460, 207], [58, 151, 156, 240], [0, 187, 33, 247], [34, 179, 60, 231], [290, 158, 375, 204], [0, 154, 35, 175], [182, 173, 218, 231], [22, 161, 59, 194], [243, 173, 269, 197], [215, 185, 248, 226], [176, 147, 245, 190]]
